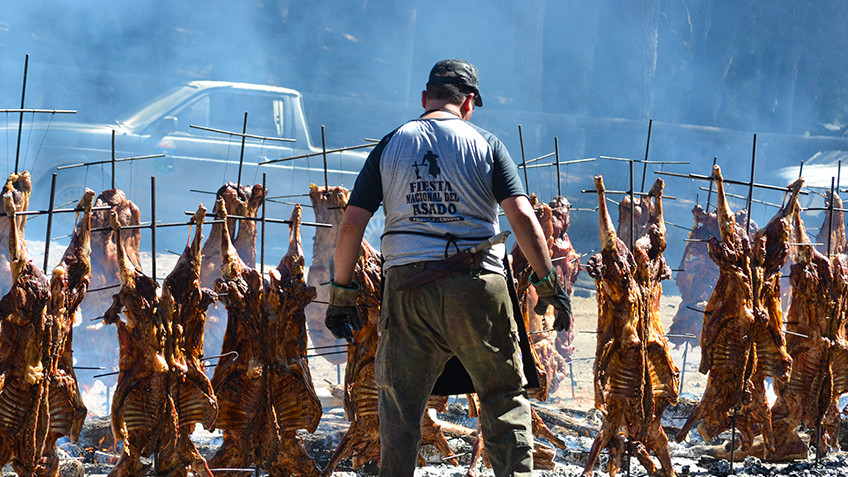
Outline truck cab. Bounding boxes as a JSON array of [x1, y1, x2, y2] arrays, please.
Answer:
[[5, 81, 370, 258]]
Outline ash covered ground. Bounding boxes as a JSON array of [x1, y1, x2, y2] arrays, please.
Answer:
[[12, 245, 848, 476]]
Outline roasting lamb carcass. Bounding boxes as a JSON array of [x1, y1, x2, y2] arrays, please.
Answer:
[[77, 189, 142, 378], [320, 202, 466, 474], [668, 205, 757, 344], [261, 203, 323, 474], [632, 179, 679, 470], [770, 207, 848, 460], [157, 204, 218, 476], [82, 189, 142, 315], [320, 226, 384, 474], [582, 176, 676, 477], [674, 166, 800, 453], [815, 190, 847, 257], [0, 172, 32, 295], [208, 200, 323, 476], [102, 212, 178, 477], [199, 183, 260, 360], [0, 190, 51, 477], [39, 189, 95, 477]]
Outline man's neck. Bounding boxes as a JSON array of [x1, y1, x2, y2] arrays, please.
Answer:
[[421, 101, 464, 119]]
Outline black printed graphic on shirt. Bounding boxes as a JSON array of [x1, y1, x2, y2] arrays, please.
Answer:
[[407, 150, 462, 223]]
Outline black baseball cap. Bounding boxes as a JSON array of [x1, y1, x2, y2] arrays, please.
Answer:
[[427, 59, 483, 107]]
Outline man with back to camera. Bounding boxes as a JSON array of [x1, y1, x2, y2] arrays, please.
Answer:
[[324, 58, 572, 476]]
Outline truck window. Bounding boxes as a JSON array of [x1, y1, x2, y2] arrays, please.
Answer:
[[207, 92, 284, 139], [177, 96, 210, 134]]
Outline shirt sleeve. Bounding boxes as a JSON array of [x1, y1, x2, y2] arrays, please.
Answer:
[[488, 134, 526, 202], [348, 130, 395, 213]]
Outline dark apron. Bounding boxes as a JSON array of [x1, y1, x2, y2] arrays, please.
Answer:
[[430, 256, 541, 396]]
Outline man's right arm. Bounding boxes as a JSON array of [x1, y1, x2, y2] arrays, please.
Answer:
[[501, 194, 572, 332], [325, 204, 373, 342], [500, 195, 553, 276], [332, 205, 373, 286]]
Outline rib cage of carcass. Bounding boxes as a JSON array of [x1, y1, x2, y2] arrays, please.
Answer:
[[583, 176, 678, 477], [103, 204, 218, 477], [510, 195, 580, 396], [674, 165, 801, 456], [208, 198, 323, 476], [770, 197, 848, 460]]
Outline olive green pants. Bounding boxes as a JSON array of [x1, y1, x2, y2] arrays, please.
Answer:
[[376, 263, 533, 477]]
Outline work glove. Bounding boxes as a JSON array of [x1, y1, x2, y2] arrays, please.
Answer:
[[530, 269, 573, 332], [325, 280, 363, 343]]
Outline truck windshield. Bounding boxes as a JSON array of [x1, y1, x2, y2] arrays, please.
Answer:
[[117, 84, 200, 131]]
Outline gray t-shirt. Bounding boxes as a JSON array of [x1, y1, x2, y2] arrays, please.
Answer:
[[349, 116, 525, 273]]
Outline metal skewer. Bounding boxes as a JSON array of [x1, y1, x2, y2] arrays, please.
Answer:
[[151, 176, 156, 282], [56, 153, 165, 170], [518, 125, 529, 193], [43, 173, 57, 270], [14, 54, 28, 173], [0, 108, 76, 114], [656, 170, 809, 195], [640, 118, 653, 192], [258, 142, 376, 165], [237, 112, 248, 189], [580, 189, 676, 200], [517, 157, 595, 169], [705, 157, 717, 211]]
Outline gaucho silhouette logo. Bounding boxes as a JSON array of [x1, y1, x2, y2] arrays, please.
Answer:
[[412, 150, 441, 179], [406, 149, 461, 223]]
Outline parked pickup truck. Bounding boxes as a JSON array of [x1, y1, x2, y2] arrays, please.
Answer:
[[2, 80, 371, 256]]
